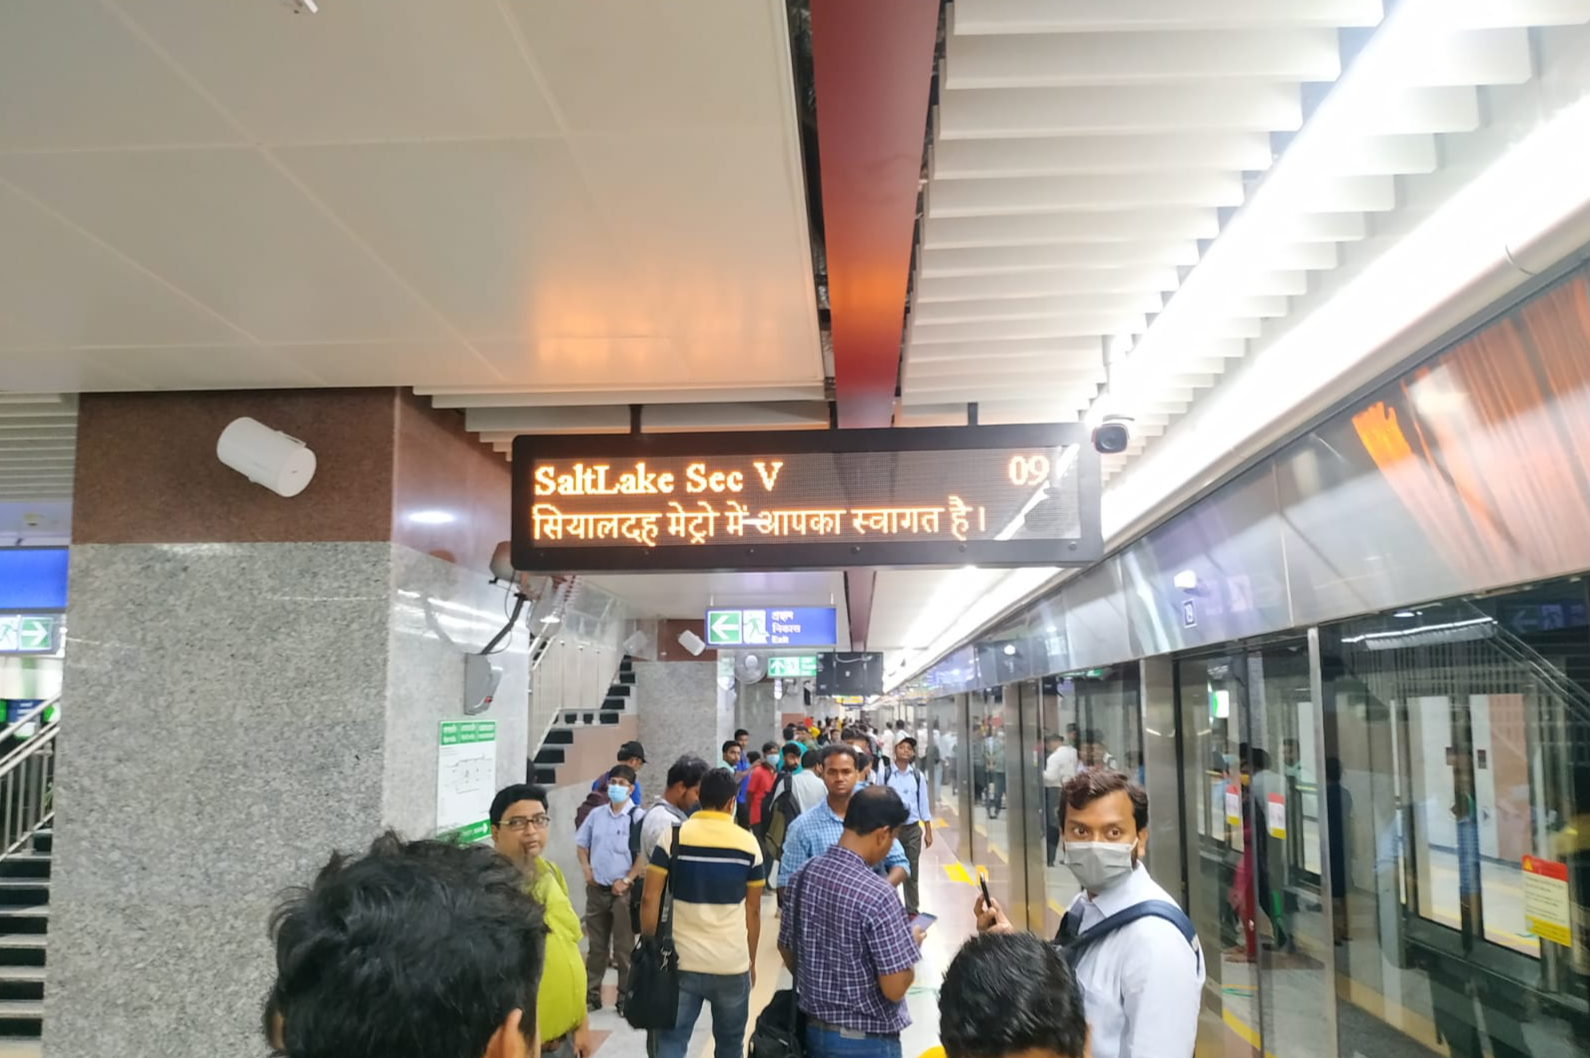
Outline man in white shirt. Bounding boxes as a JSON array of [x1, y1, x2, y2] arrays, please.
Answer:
[[978, 769, 1203, 1058], [1042, 733, 1079, 867]]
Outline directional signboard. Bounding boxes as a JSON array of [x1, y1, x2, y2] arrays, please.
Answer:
[[511, 425, 1100, 572], [767, 656, 818, 678], [0, 614, 61, 655], [706, 607, 837, 648]]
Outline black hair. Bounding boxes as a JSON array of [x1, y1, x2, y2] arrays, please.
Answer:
[[607, 763, 638, 786], [1061, 769, 1148, 832], [267, 832, 546, 1058], [844, 785, 908, 834], [841, 726, 863, 742], [489, 784, 547, 826], [722, 740, 741, 755], [762, 740, 779, 755], [783, 743, 804, 758], [746, 750, 762, 765], [1044, 732, 1064, 745], [820, 742, 862, 771], [666, 756, 710, 789], [940, 932, 1088, 1058], [783, 723, 797, 740], [801, 749, 820, 770], [699, 767, 739, 810], [735, 728, 749, 739]]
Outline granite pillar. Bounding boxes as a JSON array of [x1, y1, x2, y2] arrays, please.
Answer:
[[634, 659, 720, 775], [45, 389, 527, 1058]]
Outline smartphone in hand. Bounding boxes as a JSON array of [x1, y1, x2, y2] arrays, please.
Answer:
[[908, 912, 938, 932], [978, 871, 992, 907]]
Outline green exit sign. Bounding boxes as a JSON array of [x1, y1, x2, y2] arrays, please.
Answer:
[[0, 614, 60, 655], [767, 656, 817, 678]]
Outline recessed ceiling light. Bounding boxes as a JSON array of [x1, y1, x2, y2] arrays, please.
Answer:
[[540, 614, 562, 625], [407, 510, 456, 525], [1393, 610, 1417, 619]]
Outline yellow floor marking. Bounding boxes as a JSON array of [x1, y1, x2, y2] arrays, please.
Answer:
[[933, 818, 948, 829], [1221, 1007, 1277, 1058], [943, 862, 971, 884]]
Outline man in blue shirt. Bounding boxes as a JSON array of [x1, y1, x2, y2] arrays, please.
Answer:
[[777, 744, 908, 887], [882, 736, 933, 915], [575, 763, 643, 1013], [779, 786, 923, 1058]]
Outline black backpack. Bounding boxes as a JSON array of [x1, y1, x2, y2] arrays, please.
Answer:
[[757, 773, 801, 861]]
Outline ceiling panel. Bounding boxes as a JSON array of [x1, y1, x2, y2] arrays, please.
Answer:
[[507, 0, 792, 133], [0, 182, 248, 348], [0, 148, 450, 344], [587, 570, 849, 635], [112, 0, 560, 143], [0, 0, 236, 151], [275, 137, 620, 341]]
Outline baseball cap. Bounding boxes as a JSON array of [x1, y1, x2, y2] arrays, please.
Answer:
[[618, 741, 647, 763]]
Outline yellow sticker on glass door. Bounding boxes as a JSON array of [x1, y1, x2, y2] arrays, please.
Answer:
[[1522, 856, 1572, 947]]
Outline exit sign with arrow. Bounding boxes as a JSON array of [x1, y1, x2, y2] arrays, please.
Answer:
[[0, 614, 61, 655]]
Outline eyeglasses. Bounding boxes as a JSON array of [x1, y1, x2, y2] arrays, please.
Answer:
[[500, 815, 551, 832]]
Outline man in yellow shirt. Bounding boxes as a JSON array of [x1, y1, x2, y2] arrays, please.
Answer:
[[492, 783, 592, 1058]]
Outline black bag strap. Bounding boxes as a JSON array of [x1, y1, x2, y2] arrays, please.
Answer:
[[1056, 899, 1200, 973], [657, 821, 683, 945], [787, 871, 803, 1033]]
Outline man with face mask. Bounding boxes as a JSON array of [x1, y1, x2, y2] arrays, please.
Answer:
[[575, 763, 643, 1013], [976, 769, 1203, 1058]]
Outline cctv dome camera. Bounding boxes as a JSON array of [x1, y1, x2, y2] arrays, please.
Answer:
[[1091, 415, 1133, 455]]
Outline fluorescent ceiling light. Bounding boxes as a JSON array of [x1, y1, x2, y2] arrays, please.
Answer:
[[1104, 72, 1590, 539], [1087, 0, 1543, 428], [407, 510, 456, 525]]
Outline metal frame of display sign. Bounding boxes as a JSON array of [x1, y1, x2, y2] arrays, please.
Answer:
[[510, 424, 1101, 572]]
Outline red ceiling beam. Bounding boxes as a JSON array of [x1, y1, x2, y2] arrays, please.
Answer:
[[810, 0, 938, 652], [810, 0, 940, 430]]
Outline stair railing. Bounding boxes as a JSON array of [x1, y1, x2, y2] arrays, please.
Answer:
[[0, 698, 59, 858]]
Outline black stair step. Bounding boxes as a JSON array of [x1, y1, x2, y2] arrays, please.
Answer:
[[532, 767, 557, 785], [0, 997, 42, 1038], [0, 906, 48, 936], [599, 712, 620, 725], [562, 711, 580, 725], [533, 747, 565, 766], [0, 855, 50, 880], [31, 831, 50, 855], [0, 881, 48, 909], [618, 672, 637, 685], [0, 965, 44, 1002], [603, 697, 629, 710], [582, 712, 595, 725], [0, 935, 46, 968], [544, 729, 574, 746], [606, 685, 632, 698]]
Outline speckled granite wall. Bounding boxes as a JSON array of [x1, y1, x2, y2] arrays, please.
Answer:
[[43, 541, 530, 1058], [634, 661, 720, 784]]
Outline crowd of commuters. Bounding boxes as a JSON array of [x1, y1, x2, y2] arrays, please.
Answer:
[[261, 715, 1203, 1058]]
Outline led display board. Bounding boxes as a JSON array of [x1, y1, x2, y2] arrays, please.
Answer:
[[510, 425, 1100, 572]]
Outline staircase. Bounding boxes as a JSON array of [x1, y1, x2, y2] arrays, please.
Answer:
[[0, 698, 58, 1046], [0, 827, 48, 1041], [532, 657, 637, 785]]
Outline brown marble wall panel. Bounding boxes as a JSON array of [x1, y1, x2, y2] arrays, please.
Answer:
[[390, 391, 512, 574], [73, 390, 397, 545]]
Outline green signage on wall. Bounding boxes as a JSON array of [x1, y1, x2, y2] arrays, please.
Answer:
[[767, 656, 818, 678], [0, 614, 60, 655]]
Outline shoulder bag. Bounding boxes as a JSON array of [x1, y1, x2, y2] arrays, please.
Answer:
[[623, 822, 682, 1030]]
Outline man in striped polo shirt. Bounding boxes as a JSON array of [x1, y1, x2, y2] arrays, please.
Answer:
[[641, 767, 765, 1058]]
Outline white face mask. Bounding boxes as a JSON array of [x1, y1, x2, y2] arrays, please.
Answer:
[[1064, 840, 1136, 892]]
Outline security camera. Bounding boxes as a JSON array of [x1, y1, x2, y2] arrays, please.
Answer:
[[1091, 415, 1133, 455], [217, 417, 316, 498], [678, 630, 706, 656]]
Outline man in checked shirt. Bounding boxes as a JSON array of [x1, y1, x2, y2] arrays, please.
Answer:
[[778, 786, 927, 1058]]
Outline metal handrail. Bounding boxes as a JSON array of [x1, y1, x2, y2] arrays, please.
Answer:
[[0, 698, 59, 858]]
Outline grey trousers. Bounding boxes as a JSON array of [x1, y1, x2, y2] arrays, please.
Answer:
[[584, 882, 634, 1004], [897, 822, 924, 914]]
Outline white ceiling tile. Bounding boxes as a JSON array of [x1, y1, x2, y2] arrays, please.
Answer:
[[923, 209, 1220, 248], [0, 149, 449, 343], [82, 347, 325, 390], [926, 172, 1245, 217], [0, 352, 147, 392], [904, 337, 1103, 363], [919, 243, 1200, 274], [585, 571, 847, 623], [0, 1, 236, 151], [507, 0, 791, 133], [277, 139, 626, 342], [271, 341, 506, 388], [913, 293, 1164, 325], [931, 133, 1273, 179], [948, 0, 1384, 34], [111, 0, 559, 143], [937, 84, 1303, 138], [0, 182, 248, 348], [916, 269, 1178, 302]]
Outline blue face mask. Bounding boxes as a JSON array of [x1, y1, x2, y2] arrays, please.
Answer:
[[607, 783, 629, 805]]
